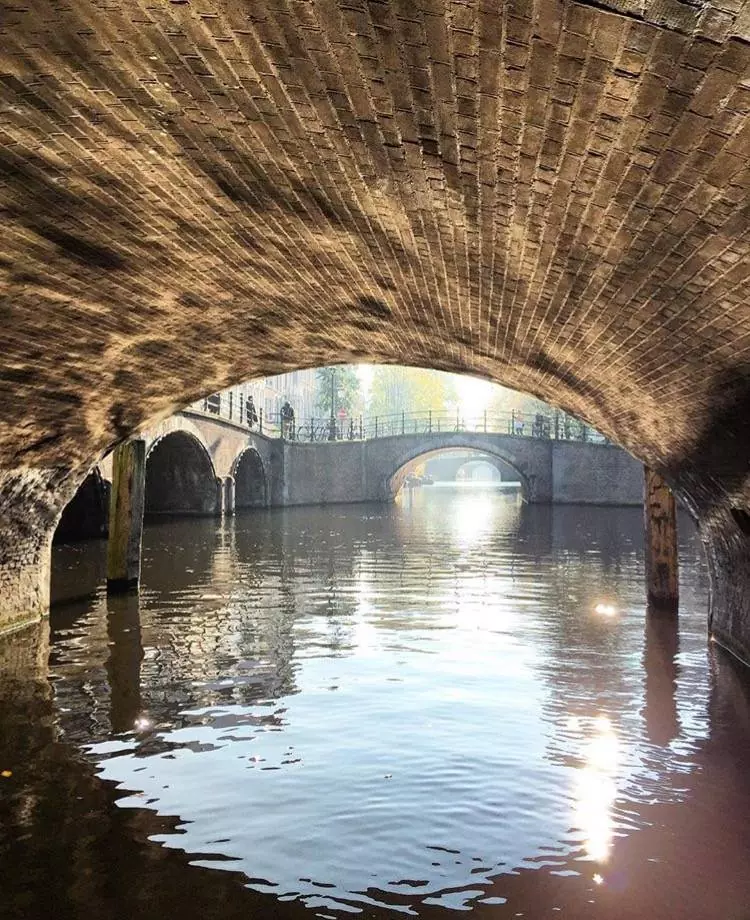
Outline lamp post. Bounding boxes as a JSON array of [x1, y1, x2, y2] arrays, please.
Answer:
[[328, 367, 337, 440]]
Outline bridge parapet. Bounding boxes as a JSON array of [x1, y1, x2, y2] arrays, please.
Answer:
[[186, 402, 606, 446]]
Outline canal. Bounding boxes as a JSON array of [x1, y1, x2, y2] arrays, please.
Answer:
[[2, 486, 750, 919]]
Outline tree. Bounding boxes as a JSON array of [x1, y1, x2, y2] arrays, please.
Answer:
[[315, 366, 362, 417], [367, 366, 458, 418]]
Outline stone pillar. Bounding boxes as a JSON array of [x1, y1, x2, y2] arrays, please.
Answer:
[[223, 476, 235, 516], [644, 467, 678, 614], [0, 468, 70, 635], [107, 440, 146, 594]]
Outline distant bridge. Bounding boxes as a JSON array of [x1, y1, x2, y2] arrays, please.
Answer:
[[58, 407, 642, 542], [423, 451, 517, 482]]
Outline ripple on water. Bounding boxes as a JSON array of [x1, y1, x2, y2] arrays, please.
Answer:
[[8, 490, 750, 919]]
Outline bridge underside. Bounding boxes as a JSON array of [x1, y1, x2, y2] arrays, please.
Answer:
[[1, 0, 749, 659]]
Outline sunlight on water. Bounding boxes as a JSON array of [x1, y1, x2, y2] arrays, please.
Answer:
[[574, 716, 619, 864], [3, 488, 750, 920]]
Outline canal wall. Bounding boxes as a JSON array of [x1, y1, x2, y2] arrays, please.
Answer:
[[280, 440, 371, 506], [550, 441, 644, 506]]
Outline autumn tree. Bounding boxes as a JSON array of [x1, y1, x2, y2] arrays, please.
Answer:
[[367, 366, 458, 417]]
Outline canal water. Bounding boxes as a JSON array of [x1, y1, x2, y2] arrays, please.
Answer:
[[2, 486, 750, 920]]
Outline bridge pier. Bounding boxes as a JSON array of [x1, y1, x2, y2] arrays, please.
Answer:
[[644, 468, 679, 614], [107, 440, 146, 595], [0, 468, 76, 635], [222, 476, 235, 516]]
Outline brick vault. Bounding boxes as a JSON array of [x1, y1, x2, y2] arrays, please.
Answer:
[[0, 0, 749, 658]]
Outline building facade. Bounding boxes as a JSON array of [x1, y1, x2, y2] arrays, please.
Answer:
[[191, 369, 319, 430]]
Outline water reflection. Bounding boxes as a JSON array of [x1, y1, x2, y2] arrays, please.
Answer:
[[573, 714, 619, 864], [106, 594, 143, 734], [643, 613, 680, 746], [3, 489, 749, 919]]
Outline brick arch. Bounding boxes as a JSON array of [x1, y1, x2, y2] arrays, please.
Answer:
[[387, 444, 534, 502], [145, 431, 220, 516], [53, 468, 109, 543], [0, 1, 749, 659], [143, 417, 213, 463], [451, 455, 515, 483], [231, 447, 267, 509]]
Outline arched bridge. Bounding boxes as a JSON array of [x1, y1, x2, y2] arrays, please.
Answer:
[[423, 452, 517, 483], [72, 406, 642, 543], [274, 421, 642, 507], [380, 432, 549, 500], [100, 408, 281, 518]]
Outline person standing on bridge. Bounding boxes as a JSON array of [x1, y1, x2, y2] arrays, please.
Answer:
[[288, 403, 295, 440], [280, 400, 295, 439], [246, 394, 258, 429]]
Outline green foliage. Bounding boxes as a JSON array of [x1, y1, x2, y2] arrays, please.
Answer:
[[315, 366, 362, 417], [367, 367, 458, 417]]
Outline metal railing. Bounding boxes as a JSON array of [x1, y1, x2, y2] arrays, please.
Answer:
[[192, 399, 607, 445]]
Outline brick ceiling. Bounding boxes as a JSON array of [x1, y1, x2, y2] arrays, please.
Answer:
[[1, 0, 749, 507]]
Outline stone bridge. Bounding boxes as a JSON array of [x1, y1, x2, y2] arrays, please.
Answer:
[[423, 452, 518, 482], [139, 410, 279, 514], [86, 411, 282, 526], [282, 429, 643, 505], [1, 0, 750, 660], [61, 412, 643, 541]]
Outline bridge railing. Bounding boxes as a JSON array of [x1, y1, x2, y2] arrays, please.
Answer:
[[283, 410, 605, 444], [189, 398, 606, 444]]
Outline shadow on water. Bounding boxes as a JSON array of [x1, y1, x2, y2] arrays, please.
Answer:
[[4, 491, 750, 919]]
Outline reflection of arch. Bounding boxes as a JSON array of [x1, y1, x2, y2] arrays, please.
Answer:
[[389, 446, 531, 500], [54, 469, 109, 543], [145, 431, 219, 515], [232, 448, 267, 509]]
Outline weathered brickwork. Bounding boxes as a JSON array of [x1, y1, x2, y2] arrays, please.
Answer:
[[0, 469, 77, 634], [0, 1, 749, 657]]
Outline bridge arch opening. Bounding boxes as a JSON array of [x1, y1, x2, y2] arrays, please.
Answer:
[[53, 469, 109, 544], [424, 450, 521, 484], [455, 459, 502, 482], [389, 447, 531, 501], [233, 448, 267, 509], [145, 432, 219, 516]]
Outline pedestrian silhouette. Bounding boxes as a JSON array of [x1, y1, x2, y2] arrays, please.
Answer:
[[246, 394, 258, 429]]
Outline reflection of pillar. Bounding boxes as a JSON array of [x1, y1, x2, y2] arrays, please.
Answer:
[[107, 440, 146, 593], [644, 468, 678, 613], [106, 593, 143, 734], [222, 476, 235, 516], [708, 642, 750, 747], [0, 617, 50, 684], [643, 612, 680, 745]]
